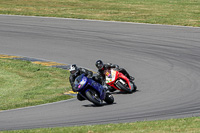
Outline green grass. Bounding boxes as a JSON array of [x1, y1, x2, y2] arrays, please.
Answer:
[[0, 58, 73, 110], [0, 0, 200, 27], [1, 61, 198, 133], [1, 117, 200, 133]]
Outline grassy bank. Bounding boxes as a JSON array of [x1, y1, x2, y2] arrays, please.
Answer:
[[0, 58, 72, 110], [0, 0, 200, 27], [1, 117, 200, 133]]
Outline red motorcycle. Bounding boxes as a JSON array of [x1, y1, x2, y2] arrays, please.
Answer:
[[104, 68, 137, 93]]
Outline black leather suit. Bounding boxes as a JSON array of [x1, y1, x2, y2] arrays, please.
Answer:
[[97, 63, 132, 84]]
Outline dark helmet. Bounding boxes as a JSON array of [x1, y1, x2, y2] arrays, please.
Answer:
[[95, 60, 104, 70], [69, 64, 78, 74]]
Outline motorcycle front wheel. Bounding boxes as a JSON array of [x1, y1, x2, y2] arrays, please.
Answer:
[[85, 89, 103, 106], [116, 81, 132, 93]]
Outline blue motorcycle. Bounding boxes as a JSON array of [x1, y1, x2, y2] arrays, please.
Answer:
[[74, 74, 114, 106]]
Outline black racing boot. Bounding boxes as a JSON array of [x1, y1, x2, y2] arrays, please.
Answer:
[[77, 93, 85, 101]]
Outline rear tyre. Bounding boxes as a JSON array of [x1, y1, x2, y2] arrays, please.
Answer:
[[116, 81, 132, 93], [85, 89, 103, 106], [132, 82, 137, 92], [104, 93, 114, 104]]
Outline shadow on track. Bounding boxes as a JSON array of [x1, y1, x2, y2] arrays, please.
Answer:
[[82, 102, 117, 107], [111, 90, 139, 95]]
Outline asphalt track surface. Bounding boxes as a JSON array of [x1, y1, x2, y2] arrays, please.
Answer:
[[0, 15, 200, 131]]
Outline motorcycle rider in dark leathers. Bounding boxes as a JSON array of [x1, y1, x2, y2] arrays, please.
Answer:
[[95, 60, 135, 88], [69, 64, 93, 101], [69, 64, 109, 101]]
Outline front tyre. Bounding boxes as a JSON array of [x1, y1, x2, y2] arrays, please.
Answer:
[[104, 92, 114, 104], [85, 89, 103, 106], [116, 80, 132, 93]]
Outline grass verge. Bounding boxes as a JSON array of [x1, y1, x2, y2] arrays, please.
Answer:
[[0, 0, 200, 27], [1, 117, 200, 133], [0, 58, 73, 110]]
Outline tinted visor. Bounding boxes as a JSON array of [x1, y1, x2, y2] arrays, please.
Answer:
[[97, 64, 103, 69]]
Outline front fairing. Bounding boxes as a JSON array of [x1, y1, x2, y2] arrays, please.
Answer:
[[118, 72, 131, 89], [74, 74, 88, 92], [87, 78, 106, 100], [74, 74, 106, 100], [105, 69, 117, 84]]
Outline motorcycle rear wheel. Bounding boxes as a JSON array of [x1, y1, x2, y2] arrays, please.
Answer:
[[85, 89, 103, 106], [132, 82, 137, 92]]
